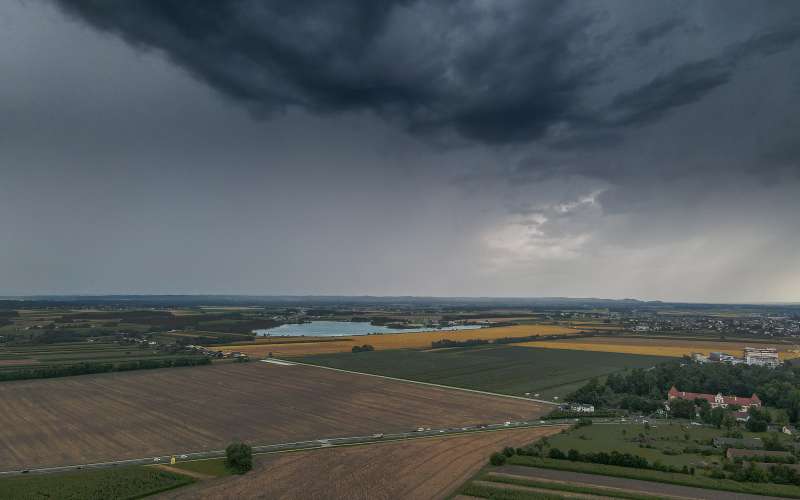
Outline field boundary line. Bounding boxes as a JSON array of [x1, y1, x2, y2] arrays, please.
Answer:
[[277, 359, 558, 406]]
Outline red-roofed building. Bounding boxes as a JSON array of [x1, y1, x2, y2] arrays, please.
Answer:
[[667, 386, 761, 409]]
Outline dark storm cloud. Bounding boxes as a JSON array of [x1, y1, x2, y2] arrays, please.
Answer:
[[611, 24, 800, 127], [52, 1, 800, 149], [634, 18, 686, 46], [53, 0, 601, 145], [5, 0, 800, 300]]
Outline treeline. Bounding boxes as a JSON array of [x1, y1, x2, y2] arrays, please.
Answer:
[[568, 360, 800, 422], [351, 344, 375, 353], [430, 338, 490, 349], [66, 310, 280, 333], [442, 313, 534, 321], [546, 448, 691, 474], [172, 333, 254, 345], [430, 332, 597, 349], [718, 462, 800, 485], [0, 310, 18, 328], [27, 329, 117, 345], [0, 357, 210, 382], [489, 444, 688, 475]]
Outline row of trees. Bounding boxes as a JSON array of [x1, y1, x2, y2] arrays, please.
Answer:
[[430, 338, 489, 349], [351, 344, 375, 353], [0, 357, 210, 382]]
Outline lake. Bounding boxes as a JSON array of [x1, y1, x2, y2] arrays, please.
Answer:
[[254, 320, 483, 337]]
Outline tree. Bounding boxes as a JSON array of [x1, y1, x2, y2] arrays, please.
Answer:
[[722, 414, 738, 431], [701, 406, 726, 428], [763, 432, 786, 451], [489, 452, 507, 465], [746, 418, 768, 432], [669, 399, 695, 419], [225, 441, 253, 474]]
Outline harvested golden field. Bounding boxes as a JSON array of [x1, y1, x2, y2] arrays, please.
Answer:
[[158, 426, 564, 500], [214, 324, 580, 357], [514, 336, 800, 360], [0, 362, 548, 470]]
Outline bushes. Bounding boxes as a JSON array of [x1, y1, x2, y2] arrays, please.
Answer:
[[225, 441, 253, 474], [430, 338, 489, 349], [490, 452, 507, 465], [545, 447, 683, 474], [351, 344, 375, 353]]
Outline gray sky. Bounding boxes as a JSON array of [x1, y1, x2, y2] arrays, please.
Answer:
[[1, 0, 800, 302]]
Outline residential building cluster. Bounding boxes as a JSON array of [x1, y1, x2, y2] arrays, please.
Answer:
[[691, 347, 781, 368]]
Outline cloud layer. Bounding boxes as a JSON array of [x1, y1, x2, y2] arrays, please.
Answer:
[[0, 1, 799, 300]]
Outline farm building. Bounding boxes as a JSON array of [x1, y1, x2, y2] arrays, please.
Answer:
[[668, 386, 761, 409]]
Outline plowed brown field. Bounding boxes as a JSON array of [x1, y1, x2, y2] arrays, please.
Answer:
[[0, 362, 548, 470], [157, 426, 564, 500]]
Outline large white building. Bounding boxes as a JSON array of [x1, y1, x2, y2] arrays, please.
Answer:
[[744, 347, 780, 368]]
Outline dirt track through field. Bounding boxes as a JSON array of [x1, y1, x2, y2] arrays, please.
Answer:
[[157, 426, 564, 500], [0, 363, 548, 470]]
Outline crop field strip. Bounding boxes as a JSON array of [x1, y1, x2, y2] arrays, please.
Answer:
[[513, 336, 800, 360], [294, 346, 670, 398], [0, 362, 549, 470]]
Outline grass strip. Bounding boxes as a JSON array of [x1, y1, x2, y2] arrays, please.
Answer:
[[480, 473, 661, 500], [460, 482, 565, 499]]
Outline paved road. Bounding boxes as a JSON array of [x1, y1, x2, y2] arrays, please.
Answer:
[[0, 420, 573, 477]]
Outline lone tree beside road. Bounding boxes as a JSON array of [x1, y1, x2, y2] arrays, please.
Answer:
[[225, 441, 253, 474]]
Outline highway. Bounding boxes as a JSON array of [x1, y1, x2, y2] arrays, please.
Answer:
[[0, 418, 590, 477]]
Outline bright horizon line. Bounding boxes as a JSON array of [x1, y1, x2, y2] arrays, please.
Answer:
[[1, 293, 799, 306]]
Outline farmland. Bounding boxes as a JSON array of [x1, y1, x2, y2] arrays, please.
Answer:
[[157, 426, 564, 499], [213, 324, 583, 357], [295, 346, 670, 399], [0, 362, 548, 470], [0, 342, 206, 369], [0, 466, 193, 500], [539, 422, 775, 469], [514, 335, 800, 360], [0, 340, 209, 382]]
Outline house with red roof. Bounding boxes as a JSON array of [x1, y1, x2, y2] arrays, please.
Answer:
[[667, 386, 761, 409]]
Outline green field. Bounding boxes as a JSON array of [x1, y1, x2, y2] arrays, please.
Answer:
[[295, 346, 670, 399], [0, 466, 193, 500], [543, 422, 741, 468]]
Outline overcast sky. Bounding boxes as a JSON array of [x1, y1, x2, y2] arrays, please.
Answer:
[[2, 1, 800, 302]]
